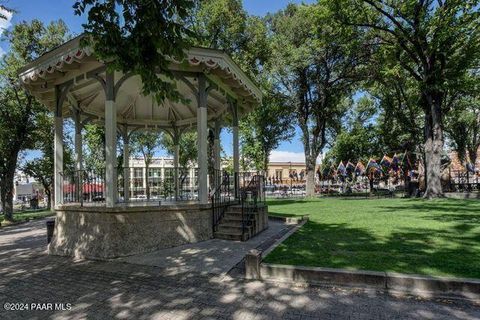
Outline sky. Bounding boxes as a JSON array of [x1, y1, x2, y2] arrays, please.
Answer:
[[3, 0, 316, 163]]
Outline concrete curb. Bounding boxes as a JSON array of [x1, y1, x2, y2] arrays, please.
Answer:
[[268, 215, 308, 225], [245, 257, 480, 300], [262, 216, 308, 257], [245, 217, 480, 300], [444, 192, 480, 199]]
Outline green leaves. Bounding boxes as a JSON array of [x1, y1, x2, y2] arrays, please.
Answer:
[[0, 20, 71, 218], [161, 131, 197, 169], [130, 131, 163, 166], [74, 0, 195, 103]]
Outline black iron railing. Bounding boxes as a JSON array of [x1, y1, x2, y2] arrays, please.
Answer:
[[211, 169, 236, 232], [61, 169, 106, 205], [118, 167, 199, 202], [447, 169, 480, 192], [240, 172, 266, 240]]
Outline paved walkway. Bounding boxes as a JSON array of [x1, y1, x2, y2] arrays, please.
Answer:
[[117, 221, 291, 276], [0, 219, 479, 320]]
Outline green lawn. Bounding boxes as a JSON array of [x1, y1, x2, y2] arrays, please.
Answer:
[[0, 209, 54, 226], [264, 198, 480, 279]]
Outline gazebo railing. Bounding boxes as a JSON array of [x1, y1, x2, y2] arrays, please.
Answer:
[[117, 167, 200, 203], [60, 168, 106, 205]]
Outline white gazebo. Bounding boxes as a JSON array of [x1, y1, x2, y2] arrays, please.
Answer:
[[19, 36, 267, 259]]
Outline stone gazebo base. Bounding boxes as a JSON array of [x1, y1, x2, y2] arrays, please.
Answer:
[[48, 203, 212, 260]]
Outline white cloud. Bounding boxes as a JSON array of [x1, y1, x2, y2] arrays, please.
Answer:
[[269, 151, 325, 164], [0, 8, 13, 32]]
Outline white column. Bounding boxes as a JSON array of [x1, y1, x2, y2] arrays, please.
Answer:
[[232, 102, 240, 197], [74, 113, 83, 204], [174, 142, 180, 200], [214, 119, 221, 171], [54, 112, 64, 207], [197, 75, 208, 204], [123, 132, 130, 202], [105, 70, 117, 207], [74, 119, 83, 172]]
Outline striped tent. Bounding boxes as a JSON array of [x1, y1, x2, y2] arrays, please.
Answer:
[[380, 155, 393, 172], [355, 161, 365, 176], [391, 153, 401, 172], [337, 161, 347, 176], [366, 159, 382, 174], [346, 161, 356, 176]]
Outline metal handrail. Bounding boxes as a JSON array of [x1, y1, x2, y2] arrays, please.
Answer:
[[240, 173, 265, 240], [211, 170, 236, 233]]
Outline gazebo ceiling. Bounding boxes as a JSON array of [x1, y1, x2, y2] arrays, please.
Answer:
[[18, 36, 262, 129]]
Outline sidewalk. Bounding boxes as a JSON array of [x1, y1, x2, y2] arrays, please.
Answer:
[[0, 219, 479, 320]]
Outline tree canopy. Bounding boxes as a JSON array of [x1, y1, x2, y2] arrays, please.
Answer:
[[74, 0, 195, 103], [0, 20, 70, 220]]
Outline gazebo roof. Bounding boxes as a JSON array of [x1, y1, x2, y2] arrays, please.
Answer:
[[19, 36, 262, 130]]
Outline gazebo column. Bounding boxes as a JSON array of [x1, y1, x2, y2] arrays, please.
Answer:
[[122, 129, 130, 202], [231, 101, 240, 198], [73, 110, 83, 204], [197, 75, 209, 204], [174, 141, 180, 200], [214, 119, 222, 171], [54, 87, 64, 207], [105, 70, 117, 207]]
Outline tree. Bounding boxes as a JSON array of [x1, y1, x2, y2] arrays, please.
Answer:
[[368, 74, 424, 155], [445, 78, 480, 167], [0, 20, 69, 221], [193, 0, 294, 174], [269, 2, 370, 196], [161, 131, 198, 193], [161, 131, 198, 170], [240, 85, 295, 171], [74, 0, 194, 103], [83, 123, 105, 173], [130, 131, 162, 200], [22, 114, 74, 210], [334, 0, 480, 198]]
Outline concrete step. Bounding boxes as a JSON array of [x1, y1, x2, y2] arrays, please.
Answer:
[[221, 217, 256, 226], [218, 221, 243, 228], [225, 206, 259, 214], [217, 224, 250, 234], [224, 211, 260, 219], [214, 231, 247, 241]]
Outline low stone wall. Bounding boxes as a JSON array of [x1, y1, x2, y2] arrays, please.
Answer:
[[444, 192, 480, 199], [48, 203, 213, 260]]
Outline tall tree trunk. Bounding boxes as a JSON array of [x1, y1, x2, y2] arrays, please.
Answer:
[[423, 92, 444, 198], [262, 148, 269, 175], [145, 164, 150, 201], [305, 155, 316, 197], [468, 148, 478, 169], [46, 189, 52, 210], [0, 166, 16, 221]]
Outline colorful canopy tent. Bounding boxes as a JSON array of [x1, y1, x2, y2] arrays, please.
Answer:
[[391, 153, 401, 172], [380, 155, 393, 173], [337, 162, 347, 176], [345, 162, 355, 176], [355, 161, 365, 176], [366, 159, 382, 175]]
